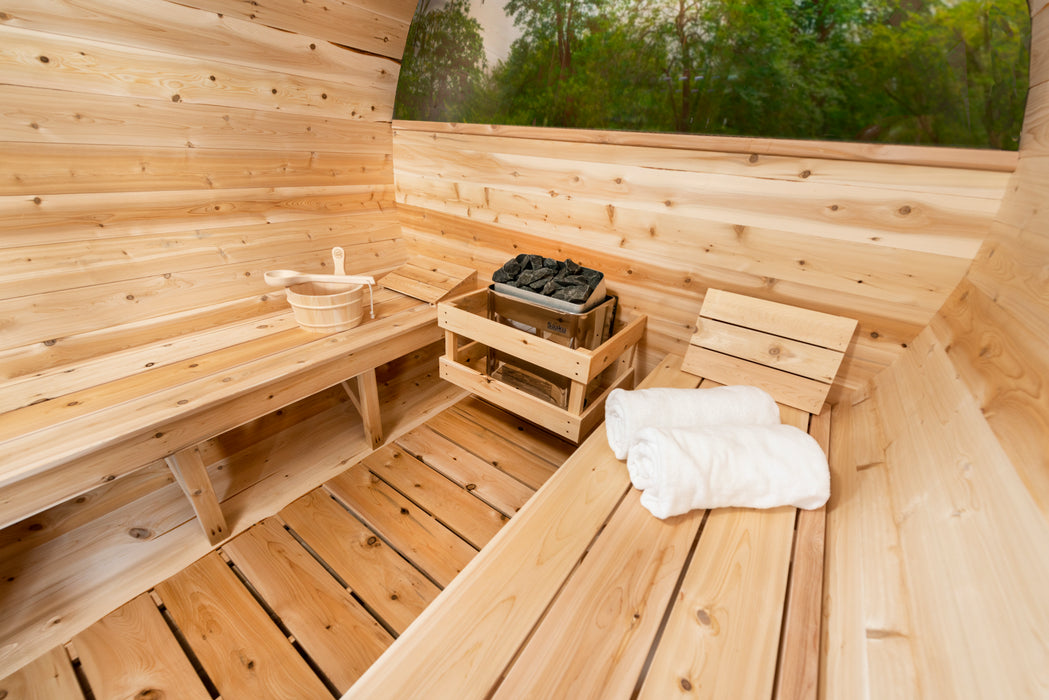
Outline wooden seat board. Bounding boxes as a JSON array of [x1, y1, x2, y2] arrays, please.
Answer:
[[493, 491, 706, 700], [222, 518, 394, 694], [154, 552, 332, 700], [72, 593, 211, 700], [425, 409, 559, 490], [394, 424, 535, 517], [636, 404, 809, 700], [361, 444, 507, 548], [343, 354, 699, 699], [279, 489, 440, 635], [0, 646, 83, 700], [325, 466, 477, 587]]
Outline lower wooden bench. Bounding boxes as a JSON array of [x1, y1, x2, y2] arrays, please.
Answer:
[[0, 288, 444, 543], [343, 353, 828, 699]]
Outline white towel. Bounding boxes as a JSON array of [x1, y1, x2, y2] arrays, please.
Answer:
[[604, 385, 781, 460], [628, 424, 829, 519]]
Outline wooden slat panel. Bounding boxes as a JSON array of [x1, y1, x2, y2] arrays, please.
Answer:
[[222, 518, 393, 694], [360, 445, 508, 550], [380, 255, 477, 303], [701, 288, 857, 351], [279, 489, 439, 635], [0, 647, 83, 700], [693, 318, 844, 382], [325, 465, 476, 587], [343, 355, 699, 700], [450, 395, 575, 467], [681, 345, 830, 414], [395, 424, 535, 518], [425, 409, 558, 491], [73, 593, 211, 700], [494, 493, 705, 699], [154, 552, 331, 700]]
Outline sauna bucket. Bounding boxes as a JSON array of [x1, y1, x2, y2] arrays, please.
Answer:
[[285, 280, 364, 332]]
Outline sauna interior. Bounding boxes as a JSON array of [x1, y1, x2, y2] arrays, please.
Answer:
[[1, 1, 1047, 698]]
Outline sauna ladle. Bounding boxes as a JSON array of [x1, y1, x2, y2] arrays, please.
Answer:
[[263, 270, 376, 287]]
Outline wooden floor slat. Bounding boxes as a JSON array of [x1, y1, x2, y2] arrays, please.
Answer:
[[154, 552, 333, 700], [395, 423, 535, 517], [326, 465, 477, 587], [0, 646, 83, 700], [279, 489, 439, 636], [222, 518, 395, 695], [72, 593, 211, 700], [361, 444, 508, 549], [451, 396, 576, 467], [427, 408, 559, 490]]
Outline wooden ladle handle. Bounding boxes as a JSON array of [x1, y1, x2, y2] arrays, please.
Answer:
[[332, 247, 346, 275]]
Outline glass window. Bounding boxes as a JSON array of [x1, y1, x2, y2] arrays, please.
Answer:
[[395, 0, 1030, 150]]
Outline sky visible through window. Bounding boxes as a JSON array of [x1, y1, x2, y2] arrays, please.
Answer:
[[395, 0, 1030, 150]]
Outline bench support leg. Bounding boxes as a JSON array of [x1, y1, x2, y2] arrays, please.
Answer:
[[342, 369, 383, 450], [164, 446, 228, 545]]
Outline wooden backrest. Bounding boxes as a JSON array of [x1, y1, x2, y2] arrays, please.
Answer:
[[682, 289, 857, 413]]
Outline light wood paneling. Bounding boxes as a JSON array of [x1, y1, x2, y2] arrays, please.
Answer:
[[392, 122, 1011, 396]]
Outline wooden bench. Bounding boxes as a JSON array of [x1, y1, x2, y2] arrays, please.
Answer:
[[343, 290, 855, 699], [342, 353, 831, 699], [0, 285, 444, 543]]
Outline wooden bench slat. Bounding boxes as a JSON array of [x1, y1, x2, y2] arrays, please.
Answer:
[[774, 404, 831, 700], [342, 354, 698, 700], [280, 489, 439, 636], [701, 288, 857, 352], [72, 594, 211, 700], [394, 425, 535, 518], [636, 404, 809, 700], [451, 395, 576, 467], [694, 317, 845, 383], [155, 552, 332, 700], [222, 518, 394, 694], [494, 492, 706, 699], [0, 646, 83, 700], [360, 445, 508, 550], [682, 345, 831, 414], [326, 466, 476, 587]]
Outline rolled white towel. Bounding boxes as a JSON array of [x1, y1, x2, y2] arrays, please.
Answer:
[[604, 385, 780, 461], [628, 424, 829, 519]]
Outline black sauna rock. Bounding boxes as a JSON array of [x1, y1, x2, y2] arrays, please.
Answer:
[[516, 267, 553, 287], [494, 254, 603, 306], [526, 254, 545, 270], [543, 257, 559, 269], [581, 268, 603, 287], [553, 285, 590, 303], [565, 258, 582, 274], [492, 267, 511, 284], [541, 279, 562, 296], [502, 259, 522, 278]]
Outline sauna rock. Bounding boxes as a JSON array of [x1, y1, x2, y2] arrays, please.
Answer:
[[492, 254, 603, 303]]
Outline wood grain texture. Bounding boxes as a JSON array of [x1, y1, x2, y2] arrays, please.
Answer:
[[73, 593, 211, 700], [393, 124, 1008, 393], [0, 647, 83, 700], [222, 518, 394, 694], [155, 552, 332, 700]]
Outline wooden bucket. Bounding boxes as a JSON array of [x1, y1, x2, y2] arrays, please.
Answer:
[[285, 281, 364, 332]]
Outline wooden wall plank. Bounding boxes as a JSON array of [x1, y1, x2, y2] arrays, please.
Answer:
[[0, 24, 394, 122], [0, 142, 391, 196], [223, 518, 393, 694], [154, 552, 332, 700], [0, 85, 390, 153], [1, 0, 403, 87], [73, 593, 211, 700], [179, 0, 414, 60]]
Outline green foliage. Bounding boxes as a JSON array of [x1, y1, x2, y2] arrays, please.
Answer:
[[395, 0, 488, 122], [394, 0, 1030, 150]]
